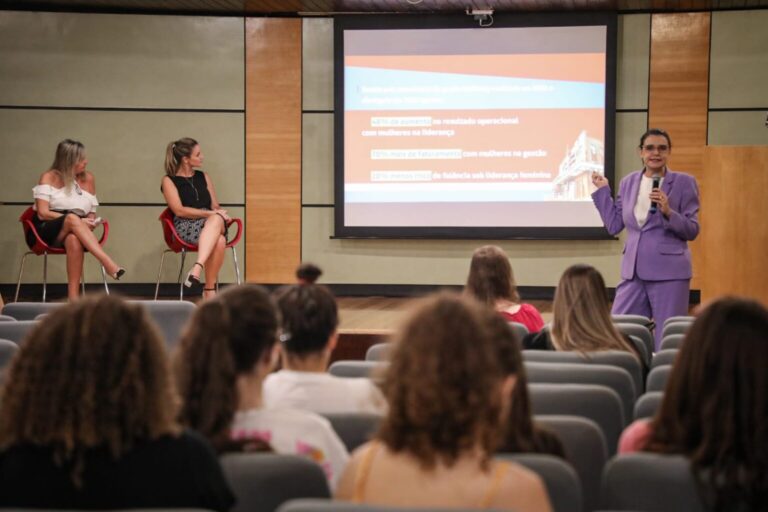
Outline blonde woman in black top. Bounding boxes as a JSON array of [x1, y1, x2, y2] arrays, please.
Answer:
[[161, 137, 229, 299]]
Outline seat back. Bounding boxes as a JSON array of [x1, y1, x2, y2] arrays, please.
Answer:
[[633, 391, 664, 420], [614, 323, 654, 362], [0, 315, 15, 322], [663, 315, 694, 327], [365, 343, 391, 362], [661, 321, 691, 338], [651, 349, 678, 369], [0, 339, 19, 373], [131, 300, 196, 348], [508, 321, 529, 341], [221, 453, 331, 512], [525, 362, 635, 424], [497, 453, 582, 512], [2, 302, 63, 321], [646, 365, 672, 392], [321, 413, 382, 452], [660, 333, 685, 351], [536, 415, 607, 512], [0, 320, 38, 344], [278, 499, 503, 512], [611, 314, 652, 327], [522, 350, 643, 399], [601, 453, 707, 512], [529, 384, 624, 455], [19, 206, 58, 254], [328, 361, 387, 379], [158, 207, 195, 253]]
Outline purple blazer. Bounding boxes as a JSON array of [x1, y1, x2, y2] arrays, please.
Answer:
[[592, 169, 700, 281]]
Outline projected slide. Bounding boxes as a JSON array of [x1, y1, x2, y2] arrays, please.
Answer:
[[339, 23, 614, 234]]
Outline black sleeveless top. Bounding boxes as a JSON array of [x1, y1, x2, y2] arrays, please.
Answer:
[[166, 171, 212, 209]]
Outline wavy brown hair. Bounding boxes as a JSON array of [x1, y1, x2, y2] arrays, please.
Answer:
[[465, 245, 521, 305], [0, 295, 179, 486], [377, 292, 507, 470], [551, 264, 637, 357], [644, 297, 768, 511], [488, 314, 565, 457], [175, 284, 279, 451]]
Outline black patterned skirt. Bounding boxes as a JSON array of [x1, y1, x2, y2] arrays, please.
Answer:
[[173, 216, 206, 245]]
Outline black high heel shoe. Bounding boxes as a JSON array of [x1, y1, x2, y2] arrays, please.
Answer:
[[111, 267, 126, 280], [184, 262, 204, 288]]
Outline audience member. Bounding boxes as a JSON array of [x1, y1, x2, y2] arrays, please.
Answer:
[[296, 262, 323, 284], [30, 139, 125, 300], [488, 314, 565, 457], [465, 245, 545, 333], [264, 284, 386, 415], [336, 293, 551, 512], [618, 297, 768, 510], [162, 137, 231, 299], [175, 284, 349, 488], [524, 264, 644, 364], [0, 295, 233, 511]]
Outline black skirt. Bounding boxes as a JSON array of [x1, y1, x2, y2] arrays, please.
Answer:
[[27, 214, 67, 248]]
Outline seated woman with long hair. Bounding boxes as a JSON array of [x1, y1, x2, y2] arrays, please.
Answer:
[[336, 293, 551, 512], [618, 297, 768, 510], [524, 264, 643, 363], [161, 137, 231, 299], [175, 284, 349, 488], [488, 313, 565, 457], [0, 295, 233, 511], [465, 245, 545, 333], [31, 139, 125, 300]]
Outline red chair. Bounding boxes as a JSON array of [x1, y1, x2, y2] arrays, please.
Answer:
[[15, 207, 110, 302], [154, 208, 243, 300]]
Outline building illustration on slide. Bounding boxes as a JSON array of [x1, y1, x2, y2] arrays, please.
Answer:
[[552, 130, 604, 200]]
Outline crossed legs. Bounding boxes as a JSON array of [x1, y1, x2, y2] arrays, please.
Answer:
[[55, 214, 122, 300], [187, 214, 227, 299]]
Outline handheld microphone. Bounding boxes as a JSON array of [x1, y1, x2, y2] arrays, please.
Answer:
[[649, 176, 661, 213]]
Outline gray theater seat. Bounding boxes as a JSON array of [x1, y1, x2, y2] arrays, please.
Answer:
[[536, 415, 608, 512], [221, 453, 331, 512], [529, 383, 624, 456], [601, 453, 706, 511], [2, 301, 63, 321]]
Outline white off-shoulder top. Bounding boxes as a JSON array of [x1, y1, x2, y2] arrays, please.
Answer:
[[32, 183, 99, 216]]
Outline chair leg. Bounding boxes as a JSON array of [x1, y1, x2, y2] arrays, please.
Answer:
[[42, 252, 48, 303], [14, 252, 32, 303], [100, 265, 109, 295], [179, 249, 187, 301], [231, 246, 241, 285], [154, 249, 172, 301]]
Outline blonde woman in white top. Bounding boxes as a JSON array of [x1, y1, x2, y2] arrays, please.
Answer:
[[31, 139, 124, 300]]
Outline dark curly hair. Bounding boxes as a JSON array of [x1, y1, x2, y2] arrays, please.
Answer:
[[0, 294, 180, 487], [465, 245, 521, 305], [275, 284, 338, 356], [377, 292, 508, 470], [488, 314, 565, 457], [175, 284, 279, 452], [644, 297, 768, 511]]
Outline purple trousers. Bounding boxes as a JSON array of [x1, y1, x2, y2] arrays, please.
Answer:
[[611, 277, 690, 351]]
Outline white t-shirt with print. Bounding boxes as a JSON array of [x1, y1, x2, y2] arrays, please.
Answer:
[[230, 408, 349, 489], [263, 370, 387, 415]]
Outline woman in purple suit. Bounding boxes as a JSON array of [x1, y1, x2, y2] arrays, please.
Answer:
[[591, 128, 699, 349]]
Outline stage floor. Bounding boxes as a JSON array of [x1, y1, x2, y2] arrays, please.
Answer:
[[337, 296, 554, 333]]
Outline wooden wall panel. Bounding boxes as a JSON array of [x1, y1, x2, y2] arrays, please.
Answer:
[[245, 18, 302, 283], [648, 12, 710, 289], [700, 147, 768, 306]]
